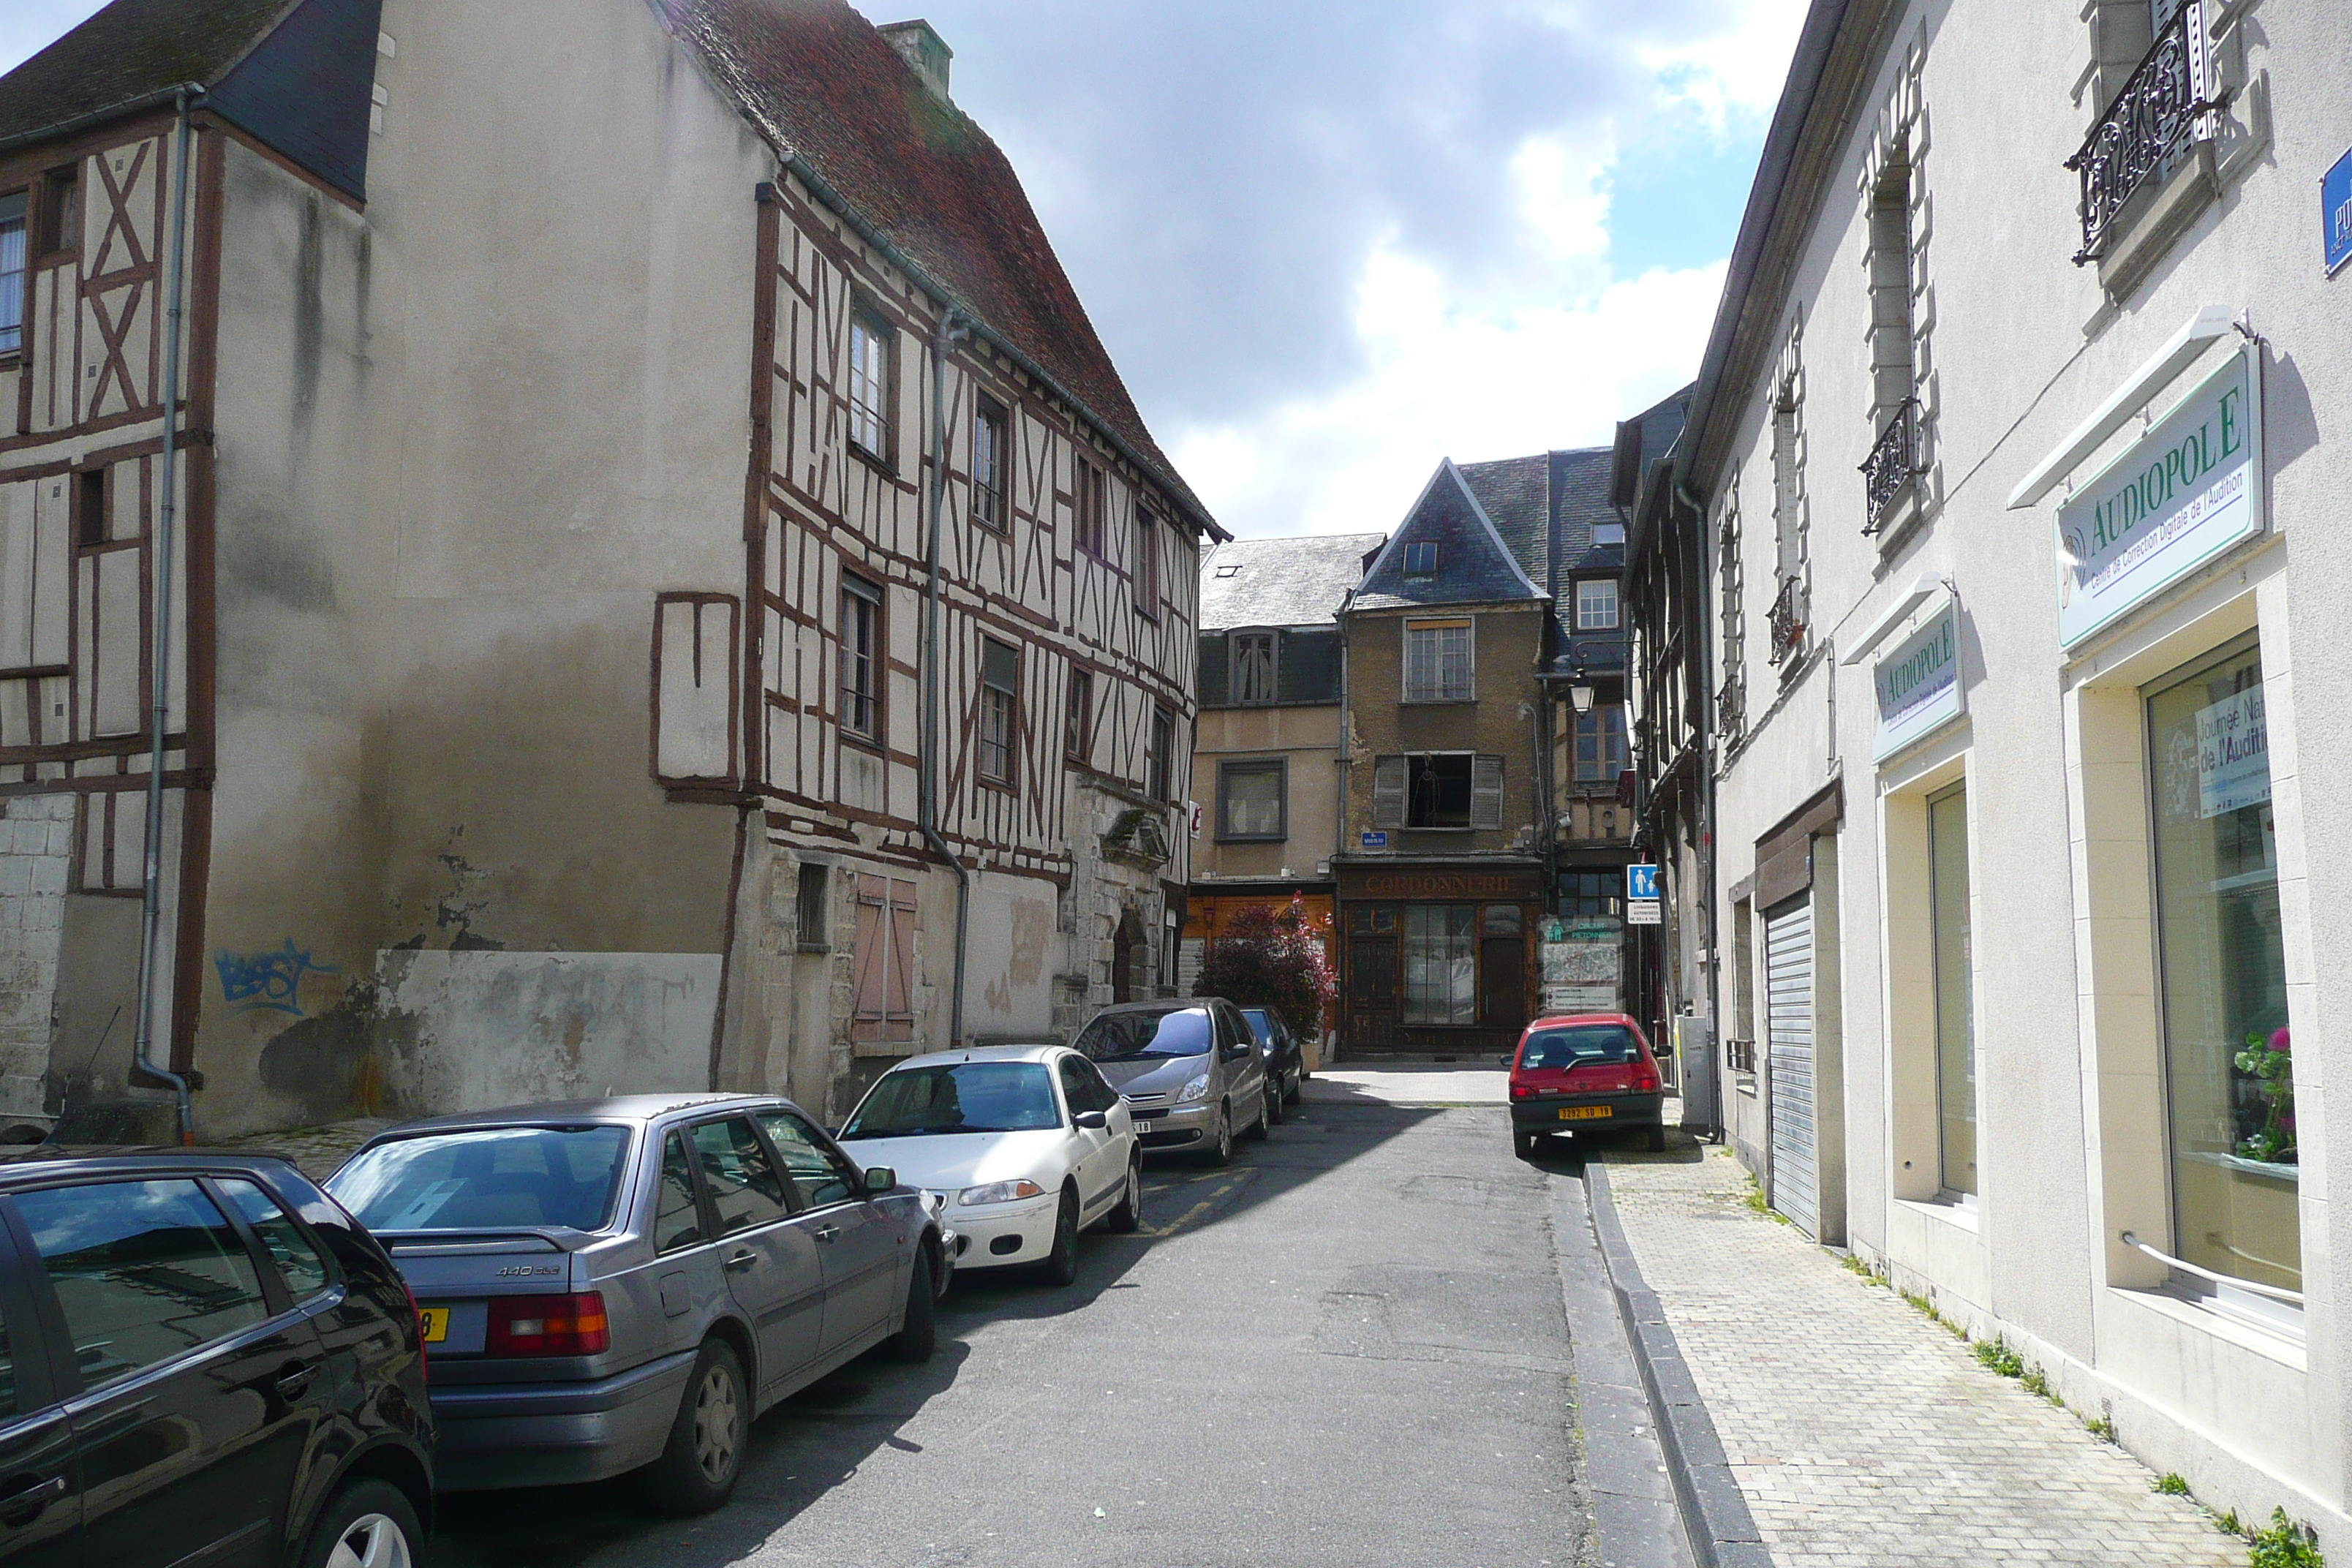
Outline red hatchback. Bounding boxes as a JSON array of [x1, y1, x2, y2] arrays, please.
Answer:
[[1508, 1012, 1666, 1158]]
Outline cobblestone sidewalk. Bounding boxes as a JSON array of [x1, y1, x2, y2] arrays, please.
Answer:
[[219, 1119, 387, 1180], [1605, 1144, 2244, 1568]]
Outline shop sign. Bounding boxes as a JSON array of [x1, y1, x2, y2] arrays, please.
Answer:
[[1343, 867, 1542, 900], [1188, 801, 1202, 839], [2056, 347, 2262, 649], [2325, 146, 2352, 275], [2195, 686, 2269, 817], [1545, 984, 1618, 1014], [1872, 594, 1963, 761]]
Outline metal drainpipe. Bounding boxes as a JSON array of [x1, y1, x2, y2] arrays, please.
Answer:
[[132, 88, 201, 1145], [1676, 477, 1723, 1142], [921, 308, 973, 1047]]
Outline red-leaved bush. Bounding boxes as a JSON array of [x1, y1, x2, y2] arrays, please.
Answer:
[[1193, 897, 1337, 1042]]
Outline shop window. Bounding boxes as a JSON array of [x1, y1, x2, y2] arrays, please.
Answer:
[[1575, 707, 1628, 783], [1232, 632, 1277, 705], [1217, 759, 1285, 842], [978, 637, 1018, 785], [851, 875, 919, 1042], [2146, 637, 2296, 1298], [1401, 905, 1476, 1025], [1928, 782, 1975, 1198], [1403, 619, 1472, 702]]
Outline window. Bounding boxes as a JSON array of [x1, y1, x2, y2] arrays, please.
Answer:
[[1772, 393, 1804, 583], [848, 303, 893, 459], [840, 575, 882, 742], [1403, 619, 1472, 702], [655, 1131, 706, 1254], [756, 1109, 859, 1210], [1401, 905, 1477, 1025], [2146, 638, 2296, 1297], [1147, 705, 1175, 802], [330, 1126, 633, 1232], [1556, 870, 1624, 919], [1074, 458, 1105, 556], [1373, 753, 1504, 831], [1575, 706, 1629, 783], [0, 192, 23, 357], [1403, 541, 1439, 578], [15, 1180, 269, 1390], [690, 1118, 791, 1235], [796, 862, 829, 951], [35, 166, 75, 256], [1866, 146, 1918, 415], [1928, 782, 1975, 1198], [1134, 507, 1159, 614], [978, 637, 1018, 784], [216, 1179, 331, 1302], [973, 393, 1009, 532], [1592, 520, 1626, 547], [75, 468, 104, 549], [1065, 667, 1093, 761], [1718, 491, 1746, 739], [851, 875, 919, 1042], [1576, 578, 1619, 630], [845, 1063, 1061, 1137], [1218, 759, 1286, 841], [1232, 632, 1277, 705]]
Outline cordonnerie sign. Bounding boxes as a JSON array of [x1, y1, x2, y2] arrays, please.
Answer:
[[1872, 594, 1963, 761], [2057, 347, 2262, 649]]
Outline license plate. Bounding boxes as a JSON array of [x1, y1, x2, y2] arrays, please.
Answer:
[[418, 1307, 451, 1344], [1558, 1105, 1613, 1121]]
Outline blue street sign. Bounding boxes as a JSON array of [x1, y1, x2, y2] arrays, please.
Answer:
[[2326, 146, 2352, 276], [1360, 831, 1389, 848], [1627, 864, 1659, 902]]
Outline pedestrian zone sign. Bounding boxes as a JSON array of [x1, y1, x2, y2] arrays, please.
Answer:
[[1627, 864, 1659, 902]]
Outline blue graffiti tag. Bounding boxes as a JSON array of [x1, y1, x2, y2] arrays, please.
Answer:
[[215, 940, 339, 1017]]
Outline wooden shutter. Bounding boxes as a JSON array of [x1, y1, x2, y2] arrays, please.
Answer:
[[851, 875, 889, 1040], [1470, 754, 1504, 828], [1279, 627, 1341, 704], [1372, 755, 1407, 829], [886, 878, 918, 1039], [1196, 634, 1229, 706]]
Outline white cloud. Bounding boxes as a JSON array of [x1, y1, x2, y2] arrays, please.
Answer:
[[1640, 0, 1810, 132]]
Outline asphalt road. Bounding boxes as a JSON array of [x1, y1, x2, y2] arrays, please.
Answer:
[[426, 1087, 1640, 1568]]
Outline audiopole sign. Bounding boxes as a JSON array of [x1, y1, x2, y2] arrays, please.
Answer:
[[1872, 594, 1963, 761], [2057, 347, 2262, 649]]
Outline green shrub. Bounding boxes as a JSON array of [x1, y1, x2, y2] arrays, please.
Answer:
[[2248, 1507, 2323, 1568], [1973, 1338, 2025, 1378]]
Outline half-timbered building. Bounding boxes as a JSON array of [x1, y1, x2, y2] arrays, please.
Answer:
[[0, 0, 1217, 1136]]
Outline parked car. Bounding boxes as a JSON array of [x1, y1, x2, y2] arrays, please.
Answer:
[[1073, 998, 1273, 1164], [325, 1094, 949, 1515], [1508, 1013, 1667, 1157], [837, 1046, 1139, 1285], [1238, 1006, 1307, 1117], [0, 1150, 434, 1568]]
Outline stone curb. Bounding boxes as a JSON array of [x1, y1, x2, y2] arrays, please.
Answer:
[[1584, 1160, 1772, 1568]]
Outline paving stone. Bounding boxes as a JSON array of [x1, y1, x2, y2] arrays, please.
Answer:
[[1605, 1145, 2245, 1568], [219, 1118, 389, 1181]]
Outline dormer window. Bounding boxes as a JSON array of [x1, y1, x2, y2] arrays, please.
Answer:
[[1232, 632, 1277, 705], [1403, 542, 1439, 578], [1576, 579, 1619, 631], [1592, 520, 1625, 546]]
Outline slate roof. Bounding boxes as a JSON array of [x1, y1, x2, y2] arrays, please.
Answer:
[[660, 0, 1216, 536], [1198, 532, 1384, 632], [1458, 454, 1549, 595], [1554, 446, 1621, 578], [0, 0, 295, 146], [1352, 461, 1548, 613]]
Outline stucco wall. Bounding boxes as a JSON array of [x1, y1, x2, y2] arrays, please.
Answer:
[[1194, 702, 1343, 878], [1343, 604, 1547, 853]]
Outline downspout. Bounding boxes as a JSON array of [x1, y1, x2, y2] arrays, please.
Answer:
[[1678, 477, 1724, 1142], [922, 307, 973, 1047], [133, 88, 202, 1145]]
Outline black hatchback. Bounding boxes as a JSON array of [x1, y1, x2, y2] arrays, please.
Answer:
[[0, 1151, 433, 1568]]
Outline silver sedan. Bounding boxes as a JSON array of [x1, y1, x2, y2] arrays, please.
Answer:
[[325, 1093, 951, 1513]]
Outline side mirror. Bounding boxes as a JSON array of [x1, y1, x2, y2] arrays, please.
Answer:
[[1496, 1054, 1512, 1068], [1073, 1110, 1110, 1131], [862, 1166, 897, 1195]]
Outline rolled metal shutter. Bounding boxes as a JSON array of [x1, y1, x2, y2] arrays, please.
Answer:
[[1765, 898, 1817, 1238]]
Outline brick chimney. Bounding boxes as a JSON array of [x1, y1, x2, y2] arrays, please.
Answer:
[[878, 20, 952, 105]]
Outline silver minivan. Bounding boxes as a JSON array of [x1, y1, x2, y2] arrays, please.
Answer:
[[326, 1093, 951, 1513], [1071, 998, 1273, 1164]]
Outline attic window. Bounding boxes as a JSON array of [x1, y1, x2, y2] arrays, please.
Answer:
[[1593, 520, 1626, 546], [1403, 542, 1439, 578], [1214, 563, 1240, 578]]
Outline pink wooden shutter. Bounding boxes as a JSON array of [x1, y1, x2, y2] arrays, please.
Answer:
[[886, 880, 919, 1039], [851, 875, 888, 1040]]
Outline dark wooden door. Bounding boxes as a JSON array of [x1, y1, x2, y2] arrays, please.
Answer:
[[1480, 933, 1527, 1033], [1348, 936, 1397, 1052]]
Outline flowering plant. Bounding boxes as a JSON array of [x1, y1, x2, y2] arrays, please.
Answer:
[[2233, 1026, 2295, 1165], [1194, 896, 1337, 1044]]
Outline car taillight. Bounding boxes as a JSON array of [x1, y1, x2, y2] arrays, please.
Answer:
[[486, 1292, 609, 1357], [403, 1282, 429, 1383], [1632, 1063, 1662, 1093], [1509, 1082, 1534, 1100]]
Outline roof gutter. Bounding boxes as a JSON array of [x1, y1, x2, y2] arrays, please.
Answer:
[[0, 83, 203, 157], [777, 151, 1229, 545]]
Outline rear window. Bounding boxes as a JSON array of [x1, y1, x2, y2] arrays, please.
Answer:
[[1520, 1025, 1640, 1069], [1240, 1009, 1275, 1044], [328, 1126, 633, 1233], [1074, 1007, 1213, 1062]]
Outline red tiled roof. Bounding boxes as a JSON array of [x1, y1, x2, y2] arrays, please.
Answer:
[[658, 0, 1218, 536]]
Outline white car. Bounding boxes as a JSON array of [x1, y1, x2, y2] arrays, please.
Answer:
[[835, 1045, 1142, 1284]]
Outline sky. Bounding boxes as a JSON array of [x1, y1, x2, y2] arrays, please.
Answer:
[[0, 0, 1805, 541]]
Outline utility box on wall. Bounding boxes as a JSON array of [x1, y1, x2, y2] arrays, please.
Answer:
[[1673, 1012, 1714, 1135]]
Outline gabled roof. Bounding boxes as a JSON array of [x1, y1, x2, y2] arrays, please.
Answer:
[[659, 0, 1217, 538], [1352, 460, 1549, 613], [0, 0, 290, 146], [1198, 532, 1384, 632], [1459, 453, 1549, 592]]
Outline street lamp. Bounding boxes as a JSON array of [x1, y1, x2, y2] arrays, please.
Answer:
[[1569, 682, 1596, 715]]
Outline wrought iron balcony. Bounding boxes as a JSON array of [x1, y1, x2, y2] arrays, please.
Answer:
[[2065, 3, 2222, 265], [1766, 576, 1806, 667], [1860, 397, 1920, 535], [1716, 671, 1744, 742]]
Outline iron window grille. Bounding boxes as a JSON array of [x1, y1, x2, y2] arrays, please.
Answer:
[[1717, 671, 1746, 744], [1859, 397, 1921, 535], [1767, 576, 1807, 668], [2065, 1, 2222, 265]]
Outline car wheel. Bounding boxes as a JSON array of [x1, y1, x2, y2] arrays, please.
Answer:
[[1646, 1125, 1668, 1154], [1037, 1186, 1080, 1287], [1244, 1084, 1271, 1142], [302, 1480, 421, 1568], [1203, 1103, 1235, 1166], [889, 1247, 937, 1362], [1515, 1131, 1542, 1161], [644, 1339, 747, 1515], [1107, 1153, 1143, 1233], [1264, 1077, 1286, 1127]]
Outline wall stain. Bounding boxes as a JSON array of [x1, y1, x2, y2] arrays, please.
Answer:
[[257, 981, 415, 1123], [433, 830, 505, 950]]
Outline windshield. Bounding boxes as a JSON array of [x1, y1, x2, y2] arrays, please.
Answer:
[[840, 1063, 1063, 1139], [1240, 1009, 1277, 1046], [1520, 1025, 1640, 1069], [327, 1125, 632, 1232], [1074, 1007, 1213, 1062]]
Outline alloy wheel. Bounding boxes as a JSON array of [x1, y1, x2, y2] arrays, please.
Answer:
[[323, 1515, 413, 1568], [693, 1362, 741, 1482]]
